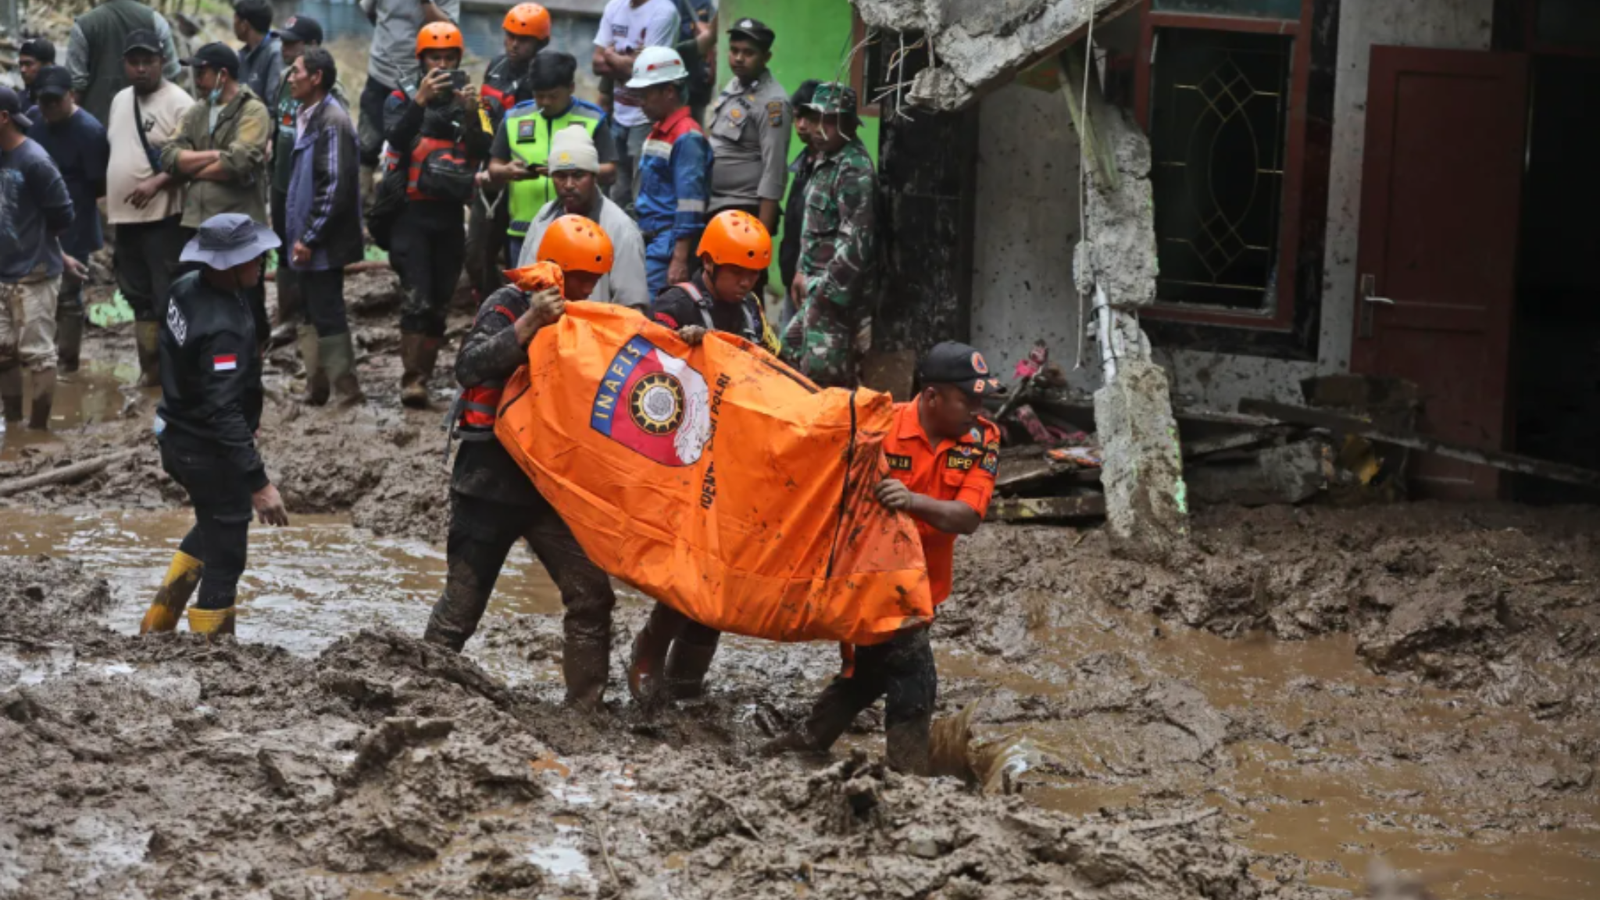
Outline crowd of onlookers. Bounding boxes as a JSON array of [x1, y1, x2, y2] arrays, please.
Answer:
[[0, 0, 881, 429]]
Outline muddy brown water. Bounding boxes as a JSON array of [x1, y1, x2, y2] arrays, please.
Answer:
[[0, 362, 135, 463], [3, 509, 1599, 898], [0, 508, 578, 684], [934, 617, 1600, 900]]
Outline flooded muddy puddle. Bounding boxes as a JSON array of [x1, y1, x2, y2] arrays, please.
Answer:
[[3, 502, 1599, 899], [0, 362, 141, 463], [929, 609, 1600, 899], [0, 507, 628, 684]]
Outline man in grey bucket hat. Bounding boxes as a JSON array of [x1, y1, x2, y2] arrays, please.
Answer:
[[140, 213, 289, 639]]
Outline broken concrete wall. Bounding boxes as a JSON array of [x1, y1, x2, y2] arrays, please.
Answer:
[[1095, 360, 1188, 553], [853, 0, 1138, 111], [1158, 0, 1494, 412], [1076, 101, 1188, 549], [970, 83, 1097, 384]]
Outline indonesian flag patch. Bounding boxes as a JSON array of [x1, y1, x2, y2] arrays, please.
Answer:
[[213, 354, 239, 372]]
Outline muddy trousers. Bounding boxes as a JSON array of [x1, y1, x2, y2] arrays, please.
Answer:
[[114, 216, 186, 323], [392, 201, 467, 338], [158, 435, 252, 610], [295, 269, 351, 337], [800, 628, 937, 773], [425, 492, 617, 705]]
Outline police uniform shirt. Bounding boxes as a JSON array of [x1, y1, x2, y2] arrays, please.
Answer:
[[707, 69, 790, 213]]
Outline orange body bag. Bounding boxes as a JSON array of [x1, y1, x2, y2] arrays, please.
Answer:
[[493, 266, 931, 646]]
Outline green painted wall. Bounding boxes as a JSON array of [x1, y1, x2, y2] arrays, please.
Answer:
[[718, 0, 879, 161], [717, 0, 878, 284]]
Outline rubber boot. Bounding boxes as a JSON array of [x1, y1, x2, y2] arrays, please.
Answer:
[[139, 550, 205, 634], [320, 333, 365, 407], [134, 322, 162, 388], [399, 332, 432, 408], [885, 713, 934, 776], [295, 324, 329, 406], [759, 680, 865, 758], [26, 369, 55, 431], [563, 621, 612, 711], [56, 307, 84, 375], [662, 625, 720, 700], [187, 605, 236, 638], [627, 603, 683, 704], [0, 364, 21, 423]]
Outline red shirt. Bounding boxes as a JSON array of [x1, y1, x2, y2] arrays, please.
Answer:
[[882, 401, 1000, 606]]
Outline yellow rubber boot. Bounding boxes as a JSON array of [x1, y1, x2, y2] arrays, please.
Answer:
[[139, 551, 204, 634], [187, 606, 237, 638]]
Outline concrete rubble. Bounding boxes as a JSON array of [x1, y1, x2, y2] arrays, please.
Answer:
[[853, 0, 1140, 111], [857, 0, 1187, 547], [1077, 106, 1187, 550]]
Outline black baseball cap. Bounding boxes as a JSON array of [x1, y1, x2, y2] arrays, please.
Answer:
[[0, 86, 33, 130], [19, 38, 56, 63], [918, 342, 1005, 398], [281, 15, 324, 45], [727, 18, 775, 51], [33, 65, 73, 100], [123, 29, 164, 56], [180, 42, 242, 77]]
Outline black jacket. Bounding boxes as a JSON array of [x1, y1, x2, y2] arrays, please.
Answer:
[[157, 270, 268, 492], [383, 78, 493, 175], [452, 285, 543, 506], [650, 271, 766, 346]]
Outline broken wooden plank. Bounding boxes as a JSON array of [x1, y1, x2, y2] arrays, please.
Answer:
[[988, 494, 1106, 522], [1060, 43, 1121, 193], [995, 457, 1062, 491], [1239, 399, 1600, 489], [995, 456, 1104, 492], [1182, 427, 1289, 459]]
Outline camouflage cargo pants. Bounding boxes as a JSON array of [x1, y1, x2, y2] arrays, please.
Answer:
[[780, 295, 857, 389]]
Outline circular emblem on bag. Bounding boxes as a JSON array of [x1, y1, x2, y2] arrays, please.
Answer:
[[630, 372, 685, 435]]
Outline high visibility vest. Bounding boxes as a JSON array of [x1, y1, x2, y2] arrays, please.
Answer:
[[504, 99, 608, 238]]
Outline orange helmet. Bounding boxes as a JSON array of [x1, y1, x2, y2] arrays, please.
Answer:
[[504, 3, 552, 39], [416, 22, 465, 57], [698, 210, 772, 269], [538, 215, 614, 275]]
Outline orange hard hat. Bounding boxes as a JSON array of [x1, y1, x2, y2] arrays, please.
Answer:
[[538, 215, 614, 275], [697, 210, 772, 269], [416, 22, 465, 57], [504, 3, 552, 39]]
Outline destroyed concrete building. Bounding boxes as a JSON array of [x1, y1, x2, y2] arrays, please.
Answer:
[[825, 0, 1600, 506]]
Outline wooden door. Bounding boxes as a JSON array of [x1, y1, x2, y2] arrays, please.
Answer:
[[1352, 47, 1529, 499]]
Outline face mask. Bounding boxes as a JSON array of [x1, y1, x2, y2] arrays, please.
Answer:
[[209, 86, 224, 104]]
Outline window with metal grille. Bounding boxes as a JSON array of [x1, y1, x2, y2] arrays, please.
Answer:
[[1150, 29, 1292, 310]]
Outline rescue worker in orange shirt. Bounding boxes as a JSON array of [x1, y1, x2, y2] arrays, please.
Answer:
[[627, 210, 780, 703], [762, 341, 1004, 774], [424, 215, 620, 709]]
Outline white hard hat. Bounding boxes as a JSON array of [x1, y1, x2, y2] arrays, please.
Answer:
[[625, 46, 688, 90]]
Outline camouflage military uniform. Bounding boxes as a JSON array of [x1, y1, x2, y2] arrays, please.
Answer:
[[781, 83, 877, 389]]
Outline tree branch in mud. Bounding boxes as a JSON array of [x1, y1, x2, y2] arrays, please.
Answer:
[[0, 450, 136, 498]]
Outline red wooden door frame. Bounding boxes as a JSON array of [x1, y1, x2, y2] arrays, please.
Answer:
[[1352, 46, 1529, 499]]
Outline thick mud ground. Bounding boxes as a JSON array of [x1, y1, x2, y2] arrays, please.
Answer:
[[3, 275, 1599, 898]]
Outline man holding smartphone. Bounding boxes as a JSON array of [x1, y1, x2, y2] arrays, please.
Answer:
[[359, 0, 462, 212], [383, 23, 490, 408]]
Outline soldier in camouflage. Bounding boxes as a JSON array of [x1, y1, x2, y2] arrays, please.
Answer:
[[781, 81, 877, 389]]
